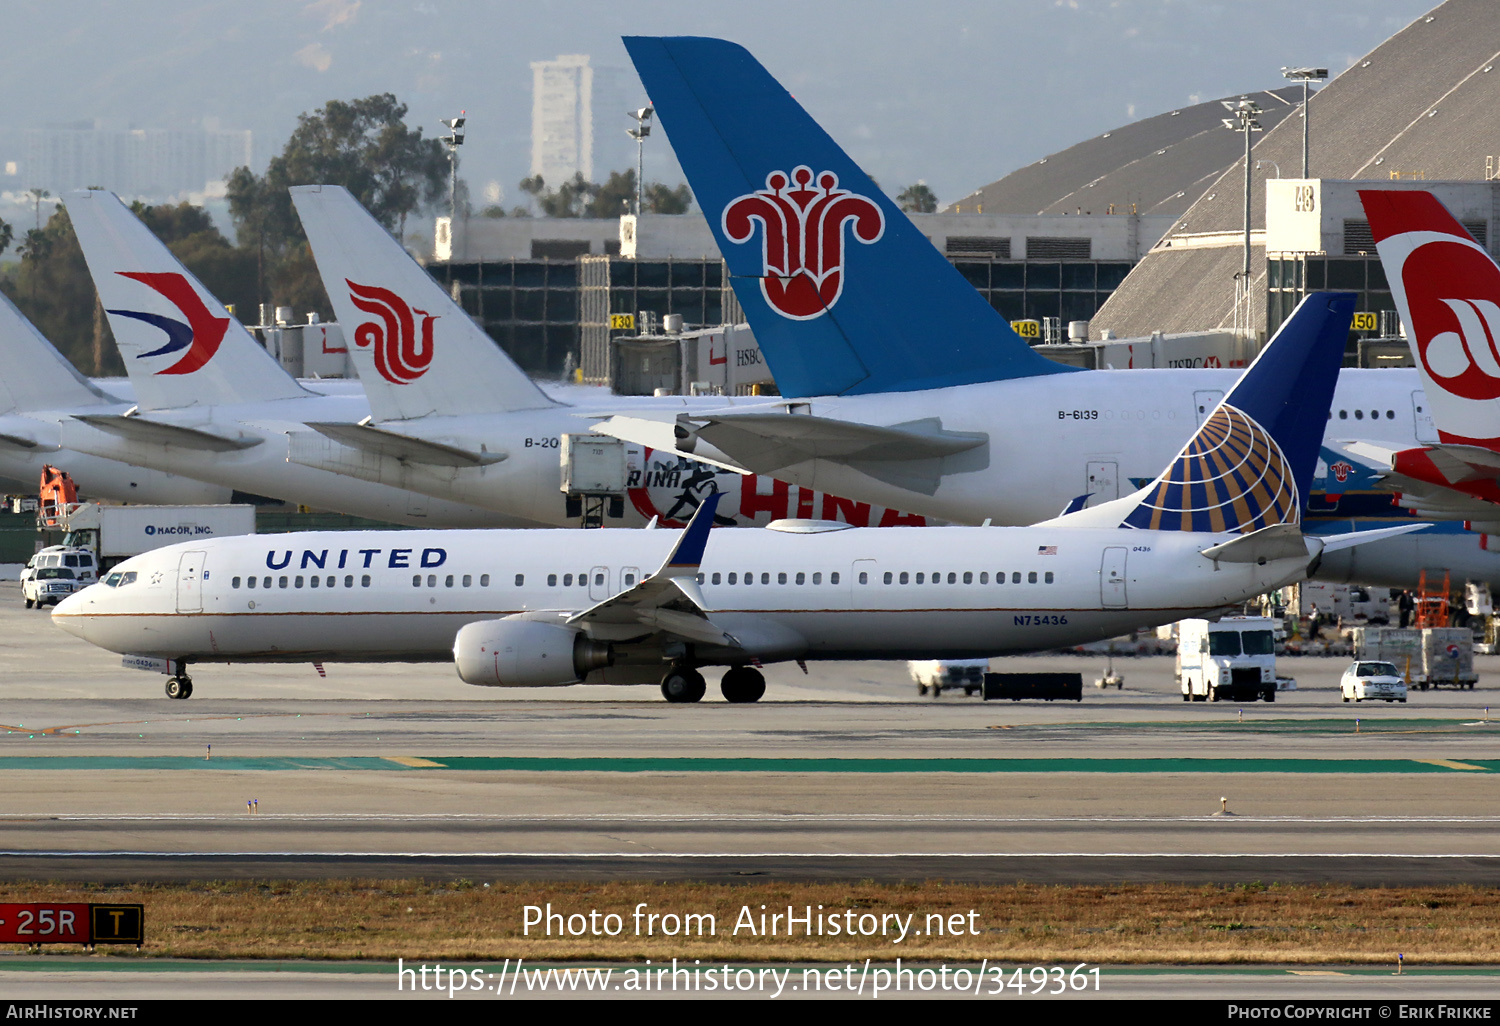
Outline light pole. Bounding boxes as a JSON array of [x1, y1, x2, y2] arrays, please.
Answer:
[[1222, 97, 1263, 336], [627, 107, 653, 215], [439, 111, 466, 253], [1281, 67, 1327, 178]]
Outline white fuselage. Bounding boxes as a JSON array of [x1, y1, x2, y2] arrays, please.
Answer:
[[53, 524, 1307, 677]]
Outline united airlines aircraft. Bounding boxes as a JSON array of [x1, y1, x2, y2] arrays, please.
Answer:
[[53, 291, 1418, 701]]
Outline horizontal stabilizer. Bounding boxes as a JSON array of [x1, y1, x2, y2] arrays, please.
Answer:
[[306, 421, 505, 467], [1199, 523, 1309, 564], [588, 415, 749, 474], [1313, 522, 1431, 554], [73, 413, 263, 451], [685, 412, 986, 474]]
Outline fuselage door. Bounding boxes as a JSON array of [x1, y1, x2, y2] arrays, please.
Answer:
[[1085, 461, 1119, 507], [1100, 546, 1128, 609], [1412, 390, 1438, 444], [1193, 391, 1224, 426], [176, 550, 207, 613], [589, 566, 611, 601], [851, 558, 878, 607]]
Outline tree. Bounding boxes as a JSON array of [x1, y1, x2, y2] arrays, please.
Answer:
[[519, 170, 694, 218], [226, 94, 449, 314], [0, 217, 12, 258], [896, 182, 938, 214]]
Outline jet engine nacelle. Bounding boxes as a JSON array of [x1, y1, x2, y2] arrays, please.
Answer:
[[453, 618, 613, 687]]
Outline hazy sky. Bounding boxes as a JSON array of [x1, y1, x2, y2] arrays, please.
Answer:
[[0, 0, 1439, 215]]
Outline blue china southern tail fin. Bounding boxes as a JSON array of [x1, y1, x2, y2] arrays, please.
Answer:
[[623, 36, 1076, 398], [1049, 292, 1355, 532]]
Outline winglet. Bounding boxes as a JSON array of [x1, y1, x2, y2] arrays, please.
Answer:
[[652, 490, 722, 578]]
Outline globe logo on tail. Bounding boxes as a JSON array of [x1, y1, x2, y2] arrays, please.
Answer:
[[346, 280, 438, 384], [721, 167, 884, 320], [1122, 405, 1298, 533]]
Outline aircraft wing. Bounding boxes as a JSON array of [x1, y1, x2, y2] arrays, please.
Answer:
[[566, 491, 741, 649], [72, 412, 263, 452], [587, 415, 750, 473], [1334, 440, 1500, 518], [306, 421, 505, 468]]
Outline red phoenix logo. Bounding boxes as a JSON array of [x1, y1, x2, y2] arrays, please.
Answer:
[[346, 280, 438, 384], [1330, 461, 1352, 483], [1400, 239, 1500, 401], [721, 166, 884, 320]]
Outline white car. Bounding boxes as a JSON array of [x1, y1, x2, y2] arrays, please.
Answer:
[[23, 566, 83, 609], [1340, 661, 1409, 703]]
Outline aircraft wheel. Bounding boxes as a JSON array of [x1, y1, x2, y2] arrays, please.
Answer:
[[660, 668, 706, 703], [1182, 692, 1191, 702], [720, 666, 766, 704], [1209, 687, 1220, 703], [165, 678, 184, 700], [180, 679, 194, 699], [1343, 695, 1350, 703], [917, 684, 928, 696]]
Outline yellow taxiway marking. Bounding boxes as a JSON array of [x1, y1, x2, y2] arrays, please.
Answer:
[[1413, 759, 1489, 771], [383, 756, 447, 768]]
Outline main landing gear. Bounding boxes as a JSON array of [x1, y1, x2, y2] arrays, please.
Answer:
[[165, 676, 194, 700], [659, 665, 767, 703]]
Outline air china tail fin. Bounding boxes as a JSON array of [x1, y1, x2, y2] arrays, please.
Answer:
[[0, 290, 112, 414], [1359, 189, 1500, 448], [289, 186, 556, 421], [1051, 292, 1355, 533], [623, 36, 1076, 398], [65, 190, 308, 411]]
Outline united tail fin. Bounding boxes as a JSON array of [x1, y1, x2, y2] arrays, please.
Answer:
[[1051, 292, 1355, 532], [65, 190, 308, 410], [0, 289, 112, 414], [623, 36, 1076, 398], [290, 185, 557, 421], [1359, 189, 1500, 447]]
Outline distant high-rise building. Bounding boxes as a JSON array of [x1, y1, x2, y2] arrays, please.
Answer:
[[530, 54, 635, 188], [21, 122, 252, 201]]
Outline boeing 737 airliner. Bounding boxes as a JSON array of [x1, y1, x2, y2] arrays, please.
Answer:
[[53, 292, 1419, 702]]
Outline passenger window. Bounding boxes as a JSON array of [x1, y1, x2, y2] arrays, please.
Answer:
[[830, 572, 839, 585], [345, 576, 354, 588], [728, 572, 737, 585], [812, 572, 822, 585], [761, 573, 770, 584], [711, 573, 721, 585], [279, 577, 288, 588], [548, 574, 558, 587], [1028, 571, 1038, 583], [295, 576, 304, 588], [624, 573, 635, 586], [481, 574, 491, 586], [247, 576, 257, 589], [463, 575, 472, 587], [310, 576, 320, 588], [795, 572, 805, 585], [361, 574, 371, 587], [1045, 571, 1054, 584], [413, 575, 422, 587], [980, 572, 988, 584], [860, 572, 869, 585], [563, 574, 573, 586], [963, 572, 972, 584], [1355, 409, 1364, 420], [445, 575, 454, 588], [514, 574, 524, 587], [899, 572, 909, 584], [1012, 573, 1021, 584], [1386, 410, 1394, 419], [948, 572, 957, 584], [232, 577, 241, 589], [263, 577, 272, 589], [1338, 410, 1347, 419], [697, 573, 706, 584], [916, 573, 925, 584], [883, 572, 892, 584], [778, 572, 787, 584], [594, 573, 603, 586], [327, 576, 335, 588]]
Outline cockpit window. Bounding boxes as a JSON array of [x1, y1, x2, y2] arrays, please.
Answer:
[[103, 572, 123, 587], [118, 572, 137, 586]]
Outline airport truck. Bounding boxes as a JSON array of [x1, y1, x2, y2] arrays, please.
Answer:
[[1176, 617, 1279, 702], [908, 659, 987, 697], [52, 502, 256, 571], [1353, 626, 1476, 691]]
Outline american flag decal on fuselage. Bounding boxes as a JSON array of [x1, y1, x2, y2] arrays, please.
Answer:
[[1121, 405, 1298, 533]]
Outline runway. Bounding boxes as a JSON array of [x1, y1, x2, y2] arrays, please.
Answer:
[[4, 583, 1500, 883]]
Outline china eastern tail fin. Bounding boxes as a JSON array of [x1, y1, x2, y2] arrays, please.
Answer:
[[1050, 292, 1355, 533], [1360, 189, 1500, 448], [66, 190, 308, 410], [290, 185, 557, 421], [623, 36, 1075, 398]]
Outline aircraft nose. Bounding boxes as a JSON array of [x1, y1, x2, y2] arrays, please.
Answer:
[[51, 590, 89, 638]]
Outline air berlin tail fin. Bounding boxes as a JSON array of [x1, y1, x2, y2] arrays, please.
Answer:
[[66, 190, 307, 410], [624, 36, 1076, 398], [290, 186, 556, 421], [1360, 189, 1500, 448]]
